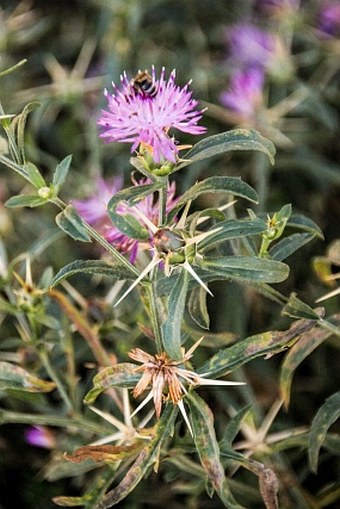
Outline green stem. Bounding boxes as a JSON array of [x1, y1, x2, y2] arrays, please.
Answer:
[[158, 176, 168, 227], [38, 349, 74, 413], [0, 409, 111, 435], [319, 318, 340, 339]]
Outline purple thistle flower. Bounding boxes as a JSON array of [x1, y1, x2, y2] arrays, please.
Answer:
[[25, 425, 56, 449], [220, 68, 265, 120], [227, 24, 276, 70], [97, 67, 206, 164], [73, 176, 123, 225], [73, 176, 178, 263], [317, 1, 340, 37]]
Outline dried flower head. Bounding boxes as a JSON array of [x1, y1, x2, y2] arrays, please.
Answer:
[[128, 339, 244, 433], [97, 67, 206, 164]]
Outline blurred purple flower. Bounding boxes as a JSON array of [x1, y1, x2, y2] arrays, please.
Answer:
[[227, 24, 276, 70], [220, 68, 265, 119], [255, 0, 298, 15], [73, 176, 178, 263], [73, 176, 122, 225], [25, 425, 56, 449], [317, 1, 340, 37], [97, 67, 206, 164]]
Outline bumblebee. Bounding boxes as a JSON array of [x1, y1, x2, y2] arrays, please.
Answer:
[[131, 70, 157, 98]]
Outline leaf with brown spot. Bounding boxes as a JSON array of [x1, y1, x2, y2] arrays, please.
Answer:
[[187, 392, 245, 509], [65, 443, 143, 464], [197, 311, 324, 379], [95, 404, 177, 509]]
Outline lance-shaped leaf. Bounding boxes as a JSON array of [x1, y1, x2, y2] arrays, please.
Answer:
[[168, 176, 258, 221], [201, 256, 289, 283], [107, 182, 162, 240], [197, 313, 323, 379], [269, 232, 316, 261], [176, 129, 276, 170], [56, 205, 91, 242], [15, 101, 41, 163], [199, 218, 267, 252], [188, 286, 210, 330], [0, 361, 55, 393], [288, 213, 324, 238], [187, 392, 245, 509], [280, 322, 333, 407], [162, 269, 189, 359], [282, 293, 323, 320], [25, 161, 46, 189], [51, 259, 136, 288], [53, 155, 72, 190], [84, 364, 141, 405], [95, 404, 178, 509], [5, 194, 47, 208], [309, 392, 340, 474]]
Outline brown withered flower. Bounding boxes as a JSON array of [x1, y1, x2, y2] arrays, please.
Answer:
[[128, 339, 244, 434]]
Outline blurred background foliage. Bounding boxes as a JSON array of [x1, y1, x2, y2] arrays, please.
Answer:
[[0, 0, 339, 508]]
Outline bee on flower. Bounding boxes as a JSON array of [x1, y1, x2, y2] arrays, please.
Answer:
[[97, 66, 206, 165]]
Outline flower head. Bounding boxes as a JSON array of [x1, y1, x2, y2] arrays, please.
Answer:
[[97, 67, 206, 164], [73, 176, 178, 263], [128, 340, 244, 433], [220, 68, 265, 121]]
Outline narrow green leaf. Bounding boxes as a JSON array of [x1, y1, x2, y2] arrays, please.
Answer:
[[96, 405, 178, 509], [0, 135, 8, 154], [269, 233, 316, 261], [168, 177, 258, 221], [188, 286, 210, 330], [162, 269, 189, 359], [280, 325, 333, 408], [5, 194, 46, 208], [56, 205, 91, 242], [51, 259, 135, 288], [107, 182, 162, 240], [202, 256, 289, 283], [200, 218, 267, 252], [0, 361, 56, 393], [84, 363, 140, 405], [197, 314, 323, 379], [16, 101, 41, 163], [25, 161, 46, 188], [282, 293, 322, 320], [177, 129, 276, 170], [220, 406, 252, 448], [288, 214, 324, 239], [187, 392, 245, 509], [53, 155, 72, 189], [309, 392, 340, 473], [53, 496, 89, 507]]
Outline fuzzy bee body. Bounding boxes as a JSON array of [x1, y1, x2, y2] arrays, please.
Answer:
[[131, 70, 157, 98]]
